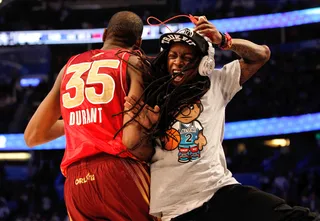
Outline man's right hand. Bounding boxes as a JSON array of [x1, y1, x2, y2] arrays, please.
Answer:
[[193, 16, 222, 45], [124, 96, 160, 130]]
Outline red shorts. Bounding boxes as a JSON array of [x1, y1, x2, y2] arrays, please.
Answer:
[[64, 153, 158, 221]]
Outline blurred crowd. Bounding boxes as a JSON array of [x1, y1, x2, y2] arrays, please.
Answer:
[[0, 155, 68, 221], [226, 128, 320, 215], [225, 39, 320, 121]]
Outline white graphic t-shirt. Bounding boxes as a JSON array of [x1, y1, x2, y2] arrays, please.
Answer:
[[150, 60, 242, 221]]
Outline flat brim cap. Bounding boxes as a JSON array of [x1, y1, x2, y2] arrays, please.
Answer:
[[159, 28, 209, 55]]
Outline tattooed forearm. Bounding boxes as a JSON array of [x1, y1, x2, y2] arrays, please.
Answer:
[[228, 39, 271, 85], [230, 39, 270, 64]]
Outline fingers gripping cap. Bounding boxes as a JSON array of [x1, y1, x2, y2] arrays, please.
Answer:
[[159, 28, 209, 56]]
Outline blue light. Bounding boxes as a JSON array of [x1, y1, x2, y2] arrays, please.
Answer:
[[20, 78, 41, 87], [305, 7, 320, 15], [1, 7, 320, 46], [1, 112, 320, 151], [224, 113, 320, 140]]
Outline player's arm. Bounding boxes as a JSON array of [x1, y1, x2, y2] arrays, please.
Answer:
[[122, 55, 155, 162], [194, 16, 270, 85], [24, 67, 65, 147]]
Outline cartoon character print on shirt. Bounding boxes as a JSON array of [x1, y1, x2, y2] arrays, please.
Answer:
[[163, 101, 207, 163]]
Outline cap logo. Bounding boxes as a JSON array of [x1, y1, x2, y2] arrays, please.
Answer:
[[161, 33, 196, 46], [177, 28, 194, 37]]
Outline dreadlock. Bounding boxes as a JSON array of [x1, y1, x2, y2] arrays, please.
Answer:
[[113, 46, 211, 145], [141, 48, 211, 140]]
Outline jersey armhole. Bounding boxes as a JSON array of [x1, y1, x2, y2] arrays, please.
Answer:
[[119, 52, 129, 95]]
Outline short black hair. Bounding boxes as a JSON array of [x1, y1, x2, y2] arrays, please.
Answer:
[[107, 11, 143, 47]]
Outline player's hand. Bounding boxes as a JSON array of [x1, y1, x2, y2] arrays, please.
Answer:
[[124, 96, 160, 130], [193, 16, 222, 45]]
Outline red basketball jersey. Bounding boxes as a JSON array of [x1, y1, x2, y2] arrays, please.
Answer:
[[60, 48, 134, 176]]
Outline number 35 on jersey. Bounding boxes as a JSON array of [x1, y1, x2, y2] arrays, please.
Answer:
[[61, 59, 119, 126]]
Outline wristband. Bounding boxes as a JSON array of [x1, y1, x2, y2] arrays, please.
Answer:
[[219, 32, 232, 50], [219, 32, 226, 47]]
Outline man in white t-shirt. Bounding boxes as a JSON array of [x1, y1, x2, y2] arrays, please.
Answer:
[[148, 20, 251, 219], [126, 15, 319, 221]]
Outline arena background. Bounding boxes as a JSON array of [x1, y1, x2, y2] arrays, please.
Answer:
[[0, 0, 320, 220]]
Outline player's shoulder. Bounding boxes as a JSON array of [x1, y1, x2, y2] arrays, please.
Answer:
[[80, 49, 102, 58], [67, 51, 90, 64], [128, 53, 146, 71], [128, 53, 140, 63], [73, 49, 104, 60]]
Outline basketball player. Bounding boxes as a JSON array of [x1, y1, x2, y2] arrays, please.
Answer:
[[24, 11, 159, 221], [125, 16, 320, 221]]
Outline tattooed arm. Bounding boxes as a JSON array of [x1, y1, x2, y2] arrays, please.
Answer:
[[194, 16, 271, 85], [230, 39, 270, 85]]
